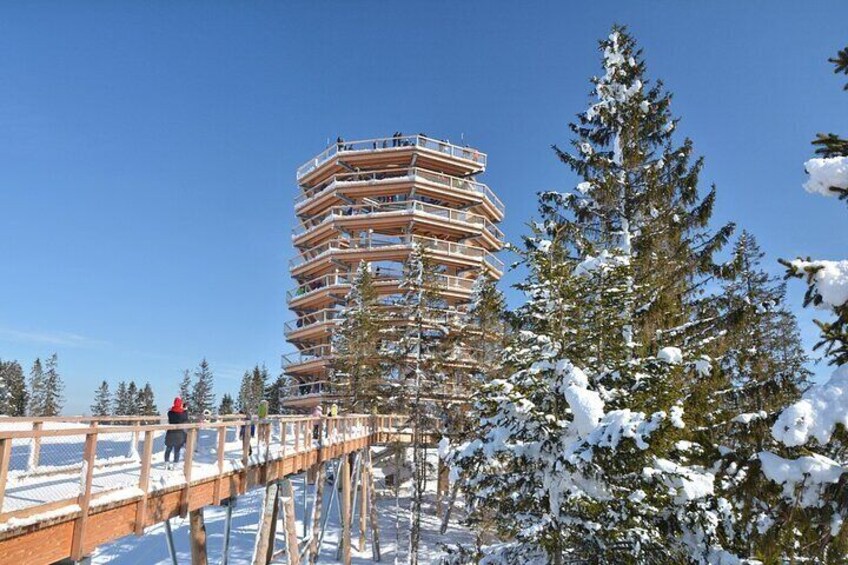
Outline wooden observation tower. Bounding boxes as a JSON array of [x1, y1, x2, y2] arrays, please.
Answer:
[[283, 134, 504, 409]]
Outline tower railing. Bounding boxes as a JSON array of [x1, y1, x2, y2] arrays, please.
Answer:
[[288, 233, 504, 272], [292, 199, 505, 243], [296, 135, 487, 180], [294, 166, 504, 215]]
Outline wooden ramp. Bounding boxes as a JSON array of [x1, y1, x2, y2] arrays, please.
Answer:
[[0, 415, 410, 565]]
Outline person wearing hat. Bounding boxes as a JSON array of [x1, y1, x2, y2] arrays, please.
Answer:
[[164, 397, 189, 469]]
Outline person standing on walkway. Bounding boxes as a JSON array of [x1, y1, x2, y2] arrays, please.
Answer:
[[164, 397, 188, 469], [312, 403, 324, 442], [257, 399, 270, 451]]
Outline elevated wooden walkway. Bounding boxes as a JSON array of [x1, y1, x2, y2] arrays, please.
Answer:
[[0, 415, 415, 564]]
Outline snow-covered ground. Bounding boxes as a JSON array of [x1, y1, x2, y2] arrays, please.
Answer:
[[93, 449, 474, 564]]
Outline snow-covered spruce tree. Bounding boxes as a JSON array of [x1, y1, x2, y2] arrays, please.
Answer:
[[715, 231, 809, 411], [179, 370, 192, 405], [238, 364, 267, 415], [393, 243, 453, 564], [0, 360, 27, 416], [265, 373, 287, 414], [91, 380, 112, 417], [755, 46, 848, 562], [137, 383, 158, 416], [39, 354, 64, 417], [219, 393, 235, 415], [446, 274, 510, 442], [333, 261, 389, 412], [462, 274, 510, 385], [698, 231, 812, 559], [113, 381, 128, 415], [0, 360, 14, 415], [27, 358, 45, 416], [192, 359, 216, 415], [447, 27, 739, 564], [126, 381, 140, 415]]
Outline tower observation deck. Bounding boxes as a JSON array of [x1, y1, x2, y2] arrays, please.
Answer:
[[283, 134, 504, 409]]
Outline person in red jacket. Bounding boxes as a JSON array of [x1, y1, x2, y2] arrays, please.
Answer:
[[164, 397, 188, 469]]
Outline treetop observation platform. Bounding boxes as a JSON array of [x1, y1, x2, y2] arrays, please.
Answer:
[[0, 414, 414, 564], [296, 134, 487, 187]]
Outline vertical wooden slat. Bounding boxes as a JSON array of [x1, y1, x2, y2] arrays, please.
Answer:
[[134, 429, 154, 535], [180, 427, 196, 517], [294, 420, 301, 456], [214, 426, 226, 505], [282, 420, 288, 462], [28, 421, 43, 471], [241, 421, 250, 495], [70, 430, 98, 560], [0, 438, 12, 515]]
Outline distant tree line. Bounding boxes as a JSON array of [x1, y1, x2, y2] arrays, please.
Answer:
[[0, 353, 65, 417], [90, 379, 158, 417]]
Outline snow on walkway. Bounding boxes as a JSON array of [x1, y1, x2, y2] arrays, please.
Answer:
[[0, 423, 369, 521]]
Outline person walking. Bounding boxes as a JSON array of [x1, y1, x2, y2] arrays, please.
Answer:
[[312, 403, 324, 442], [164, 397, 188, 470], [257, 399, 270, 451], [240, 413, 256, 457]]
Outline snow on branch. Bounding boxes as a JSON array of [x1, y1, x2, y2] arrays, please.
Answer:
[[803, 156, 848, 199], [772, 364, 848, 447]]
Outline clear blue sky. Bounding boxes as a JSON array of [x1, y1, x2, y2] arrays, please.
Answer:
[[1, 2, 846, 414]]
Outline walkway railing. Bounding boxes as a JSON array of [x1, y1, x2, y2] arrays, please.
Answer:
[[0, 414, 403, 525], [296, 135, 486, 180]]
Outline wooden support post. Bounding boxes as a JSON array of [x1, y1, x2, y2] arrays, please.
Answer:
[[440, 481, 461, 535], [214, 426, 227, 504], [180, 427, 196, 517], [359, 451, 368, 552], [135, 429, 155, 535], [0, 438, 12, 515], [252, 481, 280, 565], [347, 453, 362, 553], [341, 455, 352, 565], [28, 421, 43, 471], [308, 463, 325, 565], [189, 508, 209, 565], [221, 497, 235, 565], [367, 449, 381, 562], [317, 459, 341, 559], [281, 479, 301, 565], [70, 430, 98, 560], [436, 458, 450, 516], [241, 421, 251, 495], [164, 518, 179, 565]]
